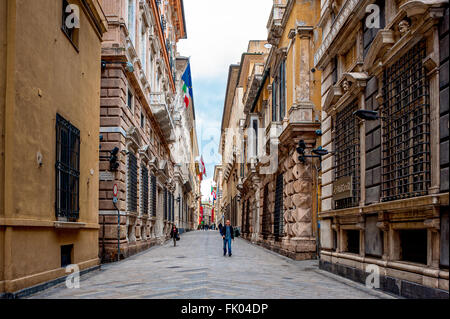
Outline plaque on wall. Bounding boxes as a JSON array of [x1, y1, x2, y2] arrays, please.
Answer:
[[333, 176, 353, 201], [100, 171, 115, 181]]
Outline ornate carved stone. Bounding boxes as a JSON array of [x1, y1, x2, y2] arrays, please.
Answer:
[[342, 79, 351, 92], [398, 18, 411, 35]]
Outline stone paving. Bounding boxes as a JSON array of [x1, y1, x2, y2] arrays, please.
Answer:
[[29, 231, 395, 299]]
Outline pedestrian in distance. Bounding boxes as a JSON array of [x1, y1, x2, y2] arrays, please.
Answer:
[[170, 225, 179, 247], [220, 220, 234, 257]]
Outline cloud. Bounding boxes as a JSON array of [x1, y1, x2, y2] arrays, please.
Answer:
[[177, 0, 273, 199], [178, 0, 273, 81]]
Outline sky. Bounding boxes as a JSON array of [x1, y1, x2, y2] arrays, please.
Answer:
[[177, 0, 273, 201]]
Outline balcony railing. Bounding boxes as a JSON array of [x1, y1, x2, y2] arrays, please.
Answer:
[[149, 92, 175, 143]]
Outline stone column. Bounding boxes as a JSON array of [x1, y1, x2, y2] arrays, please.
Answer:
[[289, 26, 315, 123], [252, 175, 261, 243]]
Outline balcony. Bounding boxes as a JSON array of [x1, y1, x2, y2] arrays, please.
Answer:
[[267, 0, 287, 45], [149, 92, 175, 143], [243, 63, 265, 114]]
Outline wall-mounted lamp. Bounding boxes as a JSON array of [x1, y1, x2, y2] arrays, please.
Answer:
[[311, 147, 334, 156], [353, 110, 383, 121], [101, 61, 134, 73]]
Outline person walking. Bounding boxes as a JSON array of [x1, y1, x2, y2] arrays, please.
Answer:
[[218, 223, 223, 234], [220, 220, 234, 257], [170, 225, 179, 247]]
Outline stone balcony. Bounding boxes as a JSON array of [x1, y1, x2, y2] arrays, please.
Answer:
[[243, 63, 265, 114], [149, 92, 175, 143], [267, 0, 287, 45]]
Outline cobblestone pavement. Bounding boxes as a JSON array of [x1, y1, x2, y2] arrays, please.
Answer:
[[29, 231, 395, 299]]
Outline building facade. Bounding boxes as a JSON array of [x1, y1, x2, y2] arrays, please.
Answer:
[[237, 0, 322, 260], [213, 165, 224, 227], [316, 0, 449, 298], [98, 0, 197, 262], [172, 56, 200, 234], [0, 0, 107, 297]]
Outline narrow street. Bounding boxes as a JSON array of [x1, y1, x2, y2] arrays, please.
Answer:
[[29, 231, 393, 299]]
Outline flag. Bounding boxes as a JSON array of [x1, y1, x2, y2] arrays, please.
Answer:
[[181, 62, 193, 109], [200, 155, 206, 177]]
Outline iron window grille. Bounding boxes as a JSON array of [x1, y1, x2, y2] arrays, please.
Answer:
[[262, 184, 271, 238], [245, 199, 250, 233], [170, 192, 174, 222], [141, 166, 149, 215], [127, 153, 138, 212], [151, 175, 157, 217], [164, 188, 168, 221], [56, 113, 80, 221], [334, 102, 360, 210], [274, 173, 284, 239], [381, 41, 431, 201], [241, 199, 245, 232], [232, 196, 238, 226]]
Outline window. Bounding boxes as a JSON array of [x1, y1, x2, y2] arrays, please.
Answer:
[[399, 229, 427, 264], [381, 41, 430, 201], [362, 0, 385, 58], [245, 199, 250, 233], [127, 88, 134, 110], [61, 244, 73, 267], [334, 102, 360, 210], [253, 119, 258, 157], [61, 0, 79, 48], [332, 56, 338, 85], [151, 175, 157, 217], [171, 192, 175, 222], [272, 60, 286, 122], [274, 173, 284, 239], [141, 111, 145, 129], [56, 113, 80, 221], [141, 166, 149, 215], [140, 18, 147, 73], [262, 184, 270, 238], [164, 188, 168, 220], [128, 0, 136, 45], [344, 230, 360, 254], [127, 153, 138, 212]]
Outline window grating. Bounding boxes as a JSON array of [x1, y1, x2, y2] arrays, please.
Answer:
[[381, 41, 430, 201], [241, 199, 246, 232], [151, 175, 156, 217], [141, 166, 149, 215], [127, 153, 138, 212], [56, 113, 80, 221], [274, 173, 284, 239], [245, 199, 250, 233], [262, 184, 270, 238], [334, 102, 360, 209], [164, 188, 168, 220]]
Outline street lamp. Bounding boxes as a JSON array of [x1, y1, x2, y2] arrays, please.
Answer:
[[311, 147, 334, 157], [353, 110, 382, 121]]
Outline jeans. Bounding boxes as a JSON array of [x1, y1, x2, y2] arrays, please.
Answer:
[[223, 238, 232, 255]]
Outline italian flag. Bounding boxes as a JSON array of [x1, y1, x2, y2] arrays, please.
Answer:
[[181, 62, 193, 109]]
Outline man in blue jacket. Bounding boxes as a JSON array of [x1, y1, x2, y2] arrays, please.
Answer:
[[220, 220, 234, 257]]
